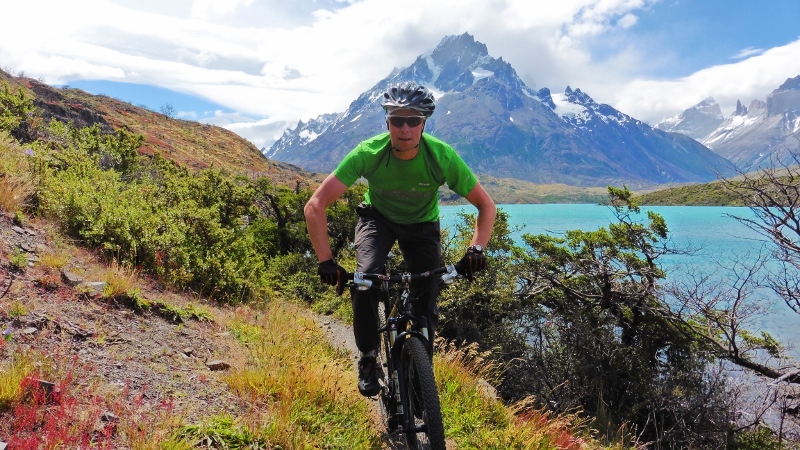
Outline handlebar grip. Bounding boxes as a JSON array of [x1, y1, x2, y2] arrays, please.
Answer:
[[347, 265, 458, 286]]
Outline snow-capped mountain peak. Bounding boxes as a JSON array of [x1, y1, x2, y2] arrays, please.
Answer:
[[555, 86, 635, 129], [265, 33, 735, 187], [698, 76, 800, 170], [654, 97, 724, 140]]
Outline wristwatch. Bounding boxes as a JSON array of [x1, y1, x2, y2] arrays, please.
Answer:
[[468, 245, 484, 253]]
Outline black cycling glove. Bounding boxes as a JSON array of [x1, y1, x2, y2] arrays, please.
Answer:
[[455, 245, 487, 282], [317, 259, 347, 296]]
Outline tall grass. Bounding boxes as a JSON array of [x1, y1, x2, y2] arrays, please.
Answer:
[[0, 133, 35, 213], [0, 349, 34, 411], [435, 341, 602, 449], [221, 301, 381, 448], [95, 259, 140, 298]]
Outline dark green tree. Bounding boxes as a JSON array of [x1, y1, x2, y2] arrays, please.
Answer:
[[438, 209, 526, 352], [251, 177, 315, 256], [496, 187, 737, 448], [0, 81, 35, 138]]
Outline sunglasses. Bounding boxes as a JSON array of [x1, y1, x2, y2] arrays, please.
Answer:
[[387, 115, 425, 128]]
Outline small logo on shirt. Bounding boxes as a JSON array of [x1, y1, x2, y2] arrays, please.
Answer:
[[418, 183, 431, 186]]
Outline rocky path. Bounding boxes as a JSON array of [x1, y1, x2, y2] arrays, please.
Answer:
[[311, 313, 409, 449], [0, 212, 249, 444]]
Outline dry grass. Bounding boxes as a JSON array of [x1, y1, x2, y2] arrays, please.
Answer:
[[33, 243, 73, 290], [436, 340, 613, 449], [91, 260, 140, 298], [221, 302, 381, 448], [36, 246, 71, 271], [0, 133, 36, 214]]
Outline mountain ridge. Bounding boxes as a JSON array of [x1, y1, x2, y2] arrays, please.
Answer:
[[657, 75, 800, 171], [654, 97, 724, 140], [267, 33, 736, 188]]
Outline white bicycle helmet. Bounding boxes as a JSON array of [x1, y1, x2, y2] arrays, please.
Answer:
[[381, 82, 436, 117]]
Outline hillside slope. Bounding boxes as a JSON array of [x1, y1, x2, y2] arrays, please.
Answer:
[[0, 210, 403, 447], [1, 69, 312, 186]]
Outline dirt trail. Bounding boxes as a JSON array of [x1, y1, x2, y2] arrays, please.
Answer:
[[311, 313, 408, 449]]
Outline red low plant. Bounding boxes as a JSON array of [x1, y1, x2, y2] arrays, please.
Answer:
[[7, 372, 115, 449]]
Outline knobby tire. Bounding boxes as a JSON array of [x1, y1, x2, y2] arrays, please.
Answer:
[[401, 336, 446, 450], [376, 299, 398, 431]]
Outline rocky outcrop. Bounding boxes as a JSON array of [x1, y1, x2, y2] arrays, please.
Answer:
[[701, 76, 800, 170], [655, 97, 724, 140]]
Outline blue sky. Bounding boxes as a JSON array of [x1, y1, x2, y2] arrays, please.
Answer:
[[1, 0, 798, 149], [630, 1, 800, 75]]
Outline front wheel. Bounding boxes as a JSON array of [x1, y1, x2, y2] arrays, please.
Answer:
[[401, 336, 445, 449]]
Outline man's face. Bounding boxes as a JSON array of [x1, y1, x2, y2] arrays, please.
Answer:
[[386, 108, 426, 154]]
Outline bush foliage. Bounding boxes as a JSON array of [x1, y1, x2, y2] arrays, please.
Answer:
[[0, 85, 344, 303]]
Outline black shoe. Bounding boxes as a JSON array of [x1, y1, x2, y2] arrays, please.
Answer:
[[357, 355, 380, 397]]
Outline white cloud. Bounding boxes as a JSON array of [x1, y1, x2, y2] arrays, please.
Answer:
[[617, 13, 639, 28], [732, 46, 765, 60], [190, 0, 254, 20], [612, 39, 800, 124], [0, 0, 798, 148]]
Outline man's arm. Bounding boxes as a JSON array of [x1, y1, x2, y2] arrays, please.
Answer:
[[304, 173, 350, 262], [464, 181, 496, 247]]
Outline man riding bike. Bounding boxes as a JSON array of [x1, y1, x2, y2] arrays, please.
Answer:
[[304, 81, 496, 397]]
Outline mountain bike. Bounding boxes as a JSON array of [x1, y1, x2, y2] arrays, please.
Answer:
[[349, 264, 459, 450]]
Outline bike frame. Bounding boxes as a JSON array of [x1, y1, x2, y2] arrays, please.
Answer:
[[350, 265, 457, 445]]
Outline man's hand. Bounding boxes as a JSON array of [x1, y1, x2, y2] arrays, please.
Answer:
[[455, 245, 487, 281], [317, 259, 347, 295]]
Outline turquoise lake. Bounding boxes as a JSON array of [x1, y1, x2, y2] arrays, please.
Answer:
[[440, 204, 799, 358]]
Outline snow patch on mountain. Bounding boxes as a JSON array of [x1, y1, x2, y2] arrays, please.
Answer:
[[298, 129, 319, 143], [471, 68, 494, 80], [424, 55, 442, 84], [554, 87, 634, 129], [552, 93, 588, 122], [702, 114, 763, 146]]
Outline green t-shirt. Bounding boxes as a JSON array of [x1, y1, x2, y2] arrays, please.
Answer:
[[333, 133, 477, 224]]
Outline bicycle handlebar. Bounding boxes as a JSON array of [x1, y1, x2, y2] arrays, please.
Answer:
[[348, 264, 459, 291]]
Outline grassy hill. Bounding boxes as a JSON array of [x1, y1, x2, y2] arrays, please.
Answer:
[[472, 175, 609, 205], [634, 180, 747, 206], [635, 164, 800, 207], [0, 69, 313, 186], [440, 175, 609, 205]]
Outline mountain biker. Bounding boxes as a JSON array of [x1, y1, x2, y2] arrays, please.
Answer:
[[304, 81, 497, 397]]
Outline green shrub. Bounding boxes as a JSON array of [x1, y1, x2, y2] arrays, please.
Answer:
[[0, 81, 35, 134], [732, 426, 784, 450]]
